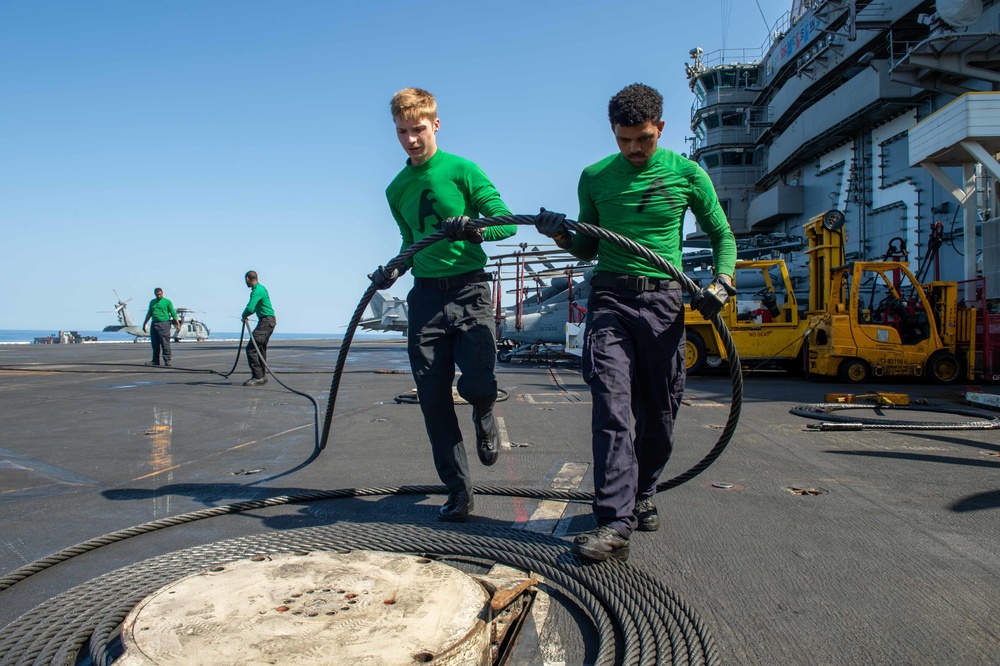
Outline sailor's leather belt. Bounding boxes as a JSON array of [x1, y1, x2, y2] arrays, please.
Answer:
[[590, 272, 681, 292], [414, 270, 492, 290]]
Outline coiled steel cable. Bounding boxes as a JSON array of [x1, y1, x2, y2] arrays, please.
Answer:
[[791, 402, 1000, 430], [0, 523, 717, 666], [322, 214, 744, 496], [0, 214, 740, 665]]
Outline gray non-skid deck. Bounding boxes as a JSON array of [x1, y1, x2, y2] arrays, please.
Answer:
[[0, 339, 998, 664]]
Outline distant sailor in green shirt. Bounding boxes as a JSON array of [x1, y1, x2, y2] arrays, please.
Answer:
[[142, 287, 181, 367], [536, 83, 737, 562], [370, 87, 516, 522], [241, 270, 276, 387]]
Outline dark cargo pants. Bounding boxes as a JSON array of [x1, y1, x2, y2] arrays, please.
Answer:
[[150, 321, 172, 365], [407, 280, 497, 494], [246, 316, 276, 379], [582, 283, 686, 536]]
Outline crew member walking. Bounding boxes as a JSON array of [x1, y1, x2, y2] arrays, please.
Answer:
[[371, 87, 517, 522], [241, 270, 276, 387], [142, 287, 181, 367], [536, 83, 737, 562]]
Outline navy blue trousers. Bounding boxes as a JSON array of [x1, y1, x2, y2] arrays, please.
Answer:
[[150, 321, 172, 364], [407, 281, 497, 494], [582, 284, 686, 536]]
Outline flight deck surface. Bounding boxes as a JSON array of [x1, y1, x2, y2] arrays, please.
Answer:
[[0, 339, 997, 664]]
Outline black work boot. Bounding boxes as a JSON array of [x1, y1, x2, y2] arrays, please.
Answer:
[[573, 526, 630, 562], [472, 402, 499, 466], [438, 490, 474, 522], [633, 497, 660, 532]]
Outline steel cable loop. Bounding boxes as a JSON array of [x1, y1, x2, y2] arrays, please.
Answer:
[[0, 214, 734, 664], [0, 484, 606, 593], [790, 402, 1000, 429], [242, 319, 323, 450], [321, 215, 743, 497], [0, 525, 715, 666]]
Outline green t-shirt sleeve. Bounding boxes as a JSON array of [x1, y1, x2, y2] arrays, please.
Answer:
[[689, 166, 736, 276], [167, 300, 178, 320], [466, 164, 516, 242]]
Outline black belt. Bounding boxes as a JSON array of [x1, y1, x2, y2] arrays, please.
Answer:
[[590, 272, 680, 292], [414, 270, 492, 290]]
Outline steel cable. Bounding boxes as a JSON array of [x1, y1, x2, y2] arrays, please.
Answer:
[[790, 402, 1000, 430], [0, 214, 739, 664], [320, 214, 744, 498], [0, 524, 716, 666]]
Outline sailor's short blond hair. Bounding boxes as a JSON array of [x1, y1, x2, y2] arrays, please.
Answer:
[[390, 88, 438, 122]]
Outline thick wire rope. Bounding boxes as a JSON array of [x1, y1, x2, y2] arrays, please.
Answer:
[[0, 327, 248, 377], [0, 523, 716, 666], [0, 214, 738, 664], [321, 214, 744, 496], [790, 402, 1000, 430], [244, 319, 322, 453]]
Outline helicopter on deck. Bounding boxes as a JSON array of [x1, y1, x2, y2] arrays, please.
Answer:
[[102, 290, 211, 342]]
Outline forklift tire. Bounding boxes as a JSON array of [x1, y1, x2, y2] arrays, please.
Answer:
[[685, 330, 707, 375], [926, 350, 962, 385], [837, 358, 870, 383]]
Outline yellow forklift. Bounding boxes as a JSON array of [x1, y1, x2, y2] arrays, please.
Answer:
[[684, 259, 809, 375], [803, 210, 976, 384]]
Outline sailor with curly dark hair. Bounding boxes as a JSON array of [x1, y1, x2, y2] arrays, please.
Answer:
[[536, 83, 737, 562]]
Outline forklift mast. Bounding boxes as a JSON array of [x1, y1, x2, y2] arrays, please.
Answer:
[[804, 210, 846, 314]]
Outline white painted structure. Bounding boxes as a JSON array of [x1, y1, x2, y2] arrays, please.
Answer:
[[909, 92, 1000, 296]]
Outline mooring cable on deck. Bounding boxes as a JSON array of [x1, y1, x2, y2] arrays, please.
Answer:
[[322, 214, 744, 497], [791, 402, 1000, 430], [0, 523, 716, 666], [0, 213, 742, 665]]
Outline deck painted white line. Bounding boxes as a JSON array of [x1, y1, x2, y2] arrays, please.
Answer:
[[523, 462, 589, 534], [497, 415, 510, 450]]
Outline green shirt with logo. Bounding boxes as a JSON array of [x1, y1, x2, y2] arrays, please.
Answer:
[[386, 150, 516, 278], [242, 283, 274, 318], [571, 147, 736, 278], [146, 297, 178, 323]]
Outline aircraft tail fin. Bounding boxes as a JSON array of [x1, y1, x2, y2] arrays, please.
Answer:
[[369, 291, 387, 318]]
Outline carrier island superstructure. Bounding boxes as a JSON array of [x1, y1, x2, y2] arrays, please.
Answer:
[[684, 0, 1000, 304]]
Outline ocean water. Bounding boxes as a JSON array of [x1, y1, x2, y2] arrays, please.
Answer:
[[0, 330, 360, 344]]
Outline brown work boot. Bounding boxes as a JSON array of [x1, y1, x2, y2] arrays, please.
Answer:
[[633, 497, 660, 532], [573, 526, 630, 562]]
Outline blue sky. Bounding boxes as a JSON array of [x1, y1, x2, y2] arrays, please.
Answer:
[[3, 0, 791, 333]]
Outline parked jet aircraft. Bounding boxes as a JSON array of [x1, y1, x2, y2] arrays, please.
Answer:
[[359, 291, 408, 335]]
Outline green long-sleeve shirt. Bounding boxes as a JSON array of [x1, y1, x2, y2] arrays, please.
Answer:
[[385, 149, 516, 278], [145, 297, 178, 323], [569, 148, 736, 278], [242, 283, 274, 318]]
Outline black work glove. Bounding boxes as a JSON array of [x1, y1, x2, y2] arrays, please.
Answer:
[[691, 275, 737, 319], [368, 265, 404, 290], [535, 208, 573, 249], [439, 216, 484, 244]]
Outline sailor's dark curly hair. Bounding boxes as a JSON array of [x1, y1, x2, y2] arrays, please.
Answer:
[[608, 83, 663, 127]]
